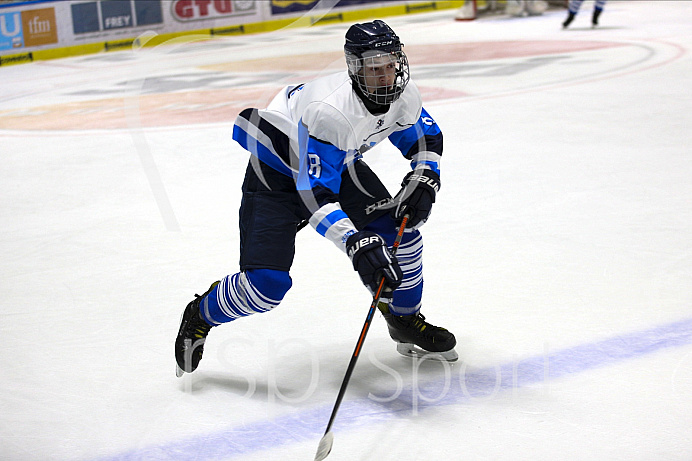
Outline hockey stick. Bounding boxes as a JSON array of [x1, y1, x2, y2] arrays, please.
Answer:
[[297, 219, 310, 232], [314, 215, 410, 461]]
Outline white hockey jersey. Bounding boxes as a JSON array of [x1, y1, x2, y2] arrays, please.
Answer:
[[233, 70, 442, 251]]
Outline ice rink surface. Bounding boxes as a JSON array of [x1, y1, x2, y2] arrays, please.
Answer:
[[1, 1, 692, 460]]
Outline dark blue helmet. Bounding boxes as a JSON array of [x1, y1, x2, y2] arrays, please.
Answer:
[[344, 19, 403, 56], [344, 20, 410, 105]]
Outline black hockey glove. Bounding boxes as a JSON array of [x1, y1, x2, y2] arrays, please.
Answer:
[[391, 169, 440, 229], [346, 231, 403, 294]]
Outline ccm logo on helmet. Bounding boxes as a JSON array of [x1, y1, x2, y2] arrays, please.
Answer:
[[409, 174, 440, 192], [374, 40, 393, 47]]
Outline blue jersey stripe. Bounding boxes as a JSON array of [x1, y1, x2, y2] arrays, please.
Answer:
[[411, 159, 440, 173], [388, 107, 442, 161], [315, 209, 349, 236], [233, 124, 294, 177], [296, 119, 347, 195]]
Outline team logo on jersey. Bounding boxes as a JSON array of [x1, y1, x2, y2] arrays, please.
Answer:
[[376, 118, 385, 129]]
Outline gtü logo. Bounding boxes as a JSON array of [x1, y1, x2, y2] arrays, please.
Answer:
[[172, 0, 236, 21]]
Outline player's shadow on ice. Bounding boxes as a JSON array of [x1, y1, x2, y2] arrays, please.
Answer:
[[181, 337, 464, 408], [180, 369, 323, 406]]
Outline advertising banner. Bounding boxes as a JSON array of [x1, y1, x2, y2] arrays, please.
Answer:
[[0, 0, 265, 58], [1, 6, 58, 51], [170, 0, 257, 22], [70, 0, 164, 35], [0, 0, 459, 62], [270, 0, 382, 16]]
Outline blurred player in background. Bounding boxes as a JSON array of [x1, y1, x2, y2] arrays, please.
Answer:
[[563, 0, 607, 28]]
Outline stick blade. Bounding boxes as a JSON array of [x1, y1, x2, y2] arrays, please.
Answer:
[[314, 431, 334, 461]]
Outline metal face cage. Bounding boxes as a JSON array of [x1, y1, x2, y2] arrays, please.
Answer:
[[346, 49, 410, 105]]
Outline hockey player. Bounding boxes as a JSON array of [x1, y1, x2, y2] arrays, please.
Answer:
[[175, 20, 458, 376], [562, 0, 607, 29]]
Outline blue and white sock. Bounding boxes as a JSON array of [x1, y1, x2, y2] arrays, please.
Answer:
[[200, 269, 292, 325]]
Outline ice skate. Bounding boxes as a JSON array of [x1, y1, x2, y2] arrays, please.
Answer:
[[592, 9, 602, 27], [379, 302, 458, 361], [562, 11, 575, 29], [175, 282, 219, 377]]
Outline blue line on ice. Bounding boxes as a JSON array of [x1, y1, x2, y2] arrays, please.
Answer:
[[97, 317, 692, 460]]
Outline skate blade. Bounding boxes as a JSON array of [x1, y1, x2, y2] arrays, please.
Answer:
[[396, 342, 459, 362]]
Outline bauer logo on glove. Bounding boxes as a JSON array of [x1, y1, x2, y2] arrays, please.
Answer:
[[347, 235, 384, 258], [391, 168, 440, 230], [406, 173, 440, 192], [346, 230, 403, 294]]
